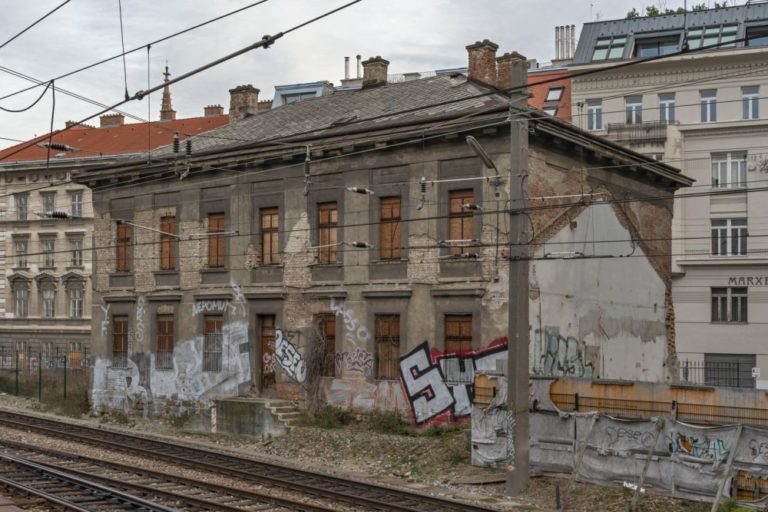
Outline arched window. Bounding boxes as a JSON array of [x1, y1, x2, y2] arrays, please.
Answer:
[[65, 279, 85, 319]]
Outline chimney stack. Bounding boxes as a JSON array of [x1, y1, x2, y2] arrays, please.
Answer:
[[466, 39, 499, 87], [356, 55, 362, 78], [229, 85, 259, 122], [204, 104, 224, 117], [555, 26, 562, 61], [99, 113, 125, 128], [362, 56, 389, 89], [344, 56, 350, 80], [496, 51, 527, 91], [570, 25, 576, 59]]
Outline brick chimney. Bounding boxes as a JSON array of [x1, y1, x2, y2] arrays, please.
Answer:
[[466, 39, 499, 87], [99, 113, 125, 128], [362, 56, 389, 89], [204, 104, 224, 117], [496, 51, 527, 90], [229, 85, 259, 122]]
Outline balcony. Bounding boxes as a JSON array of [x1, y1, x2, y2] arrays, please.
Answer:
[[606, 121, 668, 144]]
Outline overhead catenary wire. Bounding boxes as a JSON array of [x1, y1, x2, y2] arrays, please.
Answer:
[[0, 0, 364, 164], [117, 0, 130, 101], [0, 0, 71, 52]]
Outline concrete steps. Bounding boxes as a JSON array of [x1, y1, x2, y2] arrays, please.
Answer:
[[264, 400, 302, 429]]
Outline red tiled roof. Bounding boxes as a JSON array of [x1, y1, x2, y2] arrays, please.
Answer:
[[0, 115, 230, 164]]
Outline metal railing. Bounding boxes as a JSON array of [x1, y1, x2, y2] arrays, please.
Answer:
[[606, 121, 669, 143], [677, 360, 755, 388]]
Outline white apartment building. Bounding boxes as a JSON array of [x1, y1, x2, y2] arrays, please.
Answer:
[[569, 3, 768, 388]]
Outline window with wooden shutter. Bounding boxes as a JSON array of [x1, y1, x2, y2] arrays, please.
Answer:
[[316, 313, 336, 377], [156, 315, 174, 370], [116, 223, 131, 271], [317, 202, 338, 264], [375, 314, 400, 380], [203, 316, 223, 372], [112, 316, 129, 368], [207, 213, 225, 268], [445, 314, 472, 354], [379, 197, 402, 260], [448, 190, 474, 255], [159, 216, 176, 270], [261, 207, 280, 265]]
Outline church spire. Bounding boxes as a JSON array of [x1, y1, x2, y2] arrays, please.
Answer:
[[159, 64, 176, 121]]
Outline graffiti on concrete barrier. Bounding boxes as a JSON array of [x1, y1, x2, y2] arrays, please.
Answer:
[[192, 300, 236, 316], [749, 438, 768, 464], [666, 432, 730, 462], [329, 298, 371, 349], [533, 327, 594, 378], [399, 337, 508, 425], [335, 347, 374, 376], [605, 426, 656, 449], [275, 329, 306, 383]]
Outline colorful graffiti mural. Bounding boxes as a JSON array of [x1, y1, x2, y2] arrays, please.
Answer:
[[398, 337, 508, 425]]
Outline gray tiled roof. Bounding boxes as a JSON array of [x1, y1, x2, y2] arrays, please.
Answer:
[[572, 3, 768, 65], [155, 74, 505, 157]]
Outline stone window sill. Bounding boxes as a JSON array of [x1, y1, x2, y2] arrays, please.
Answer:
[[201, 267, 228, 273]]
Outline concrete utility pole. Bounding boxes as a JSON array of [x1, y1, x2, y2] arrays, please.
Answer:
[[506, 54, 530, 496]]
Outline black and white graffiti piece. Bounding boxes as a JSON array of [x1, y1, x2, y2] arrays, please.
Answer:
[[274, 329, 306, 383]]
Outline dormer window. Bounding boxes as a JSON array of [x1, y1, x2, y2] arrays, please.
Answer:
[[634, 36, 679, 57], [592, 36, 627, 60], [747, 25, 768, 47], [545, 87, 564, 102], [687, 24, 738, 50]]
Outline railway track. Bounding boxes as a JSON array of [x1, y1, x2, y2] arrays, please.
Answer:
[[0, 438, 338, 511], [0, 409, 499, 512]]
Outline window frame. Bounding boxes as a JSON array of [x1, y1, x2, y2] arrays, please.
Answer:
[[68, 284, 84, 319], [742, 86, 759, 120], [41, 192, 56, 215], [659, 93, 676, 124], [159, 215, 177, 271], [41, 282, 56, 319], [687, 24, 738, 50], [70, 238, 83, 267], [15, 239, 28, 268], [711, 152, 747, 189], [379, 196, 402, 261], [746, 25, 768, 47], [70, 191, 83, 218], [42, 238, 55, 268], [203, 315, 224, 372], [375, 314, 400, 380], [112, 315, 129, 368], [14, 284, 29, 319], [700, 89, 717, 123], [448, 190, 475, 255], [260, 207, 280, 266], [592, 36, 627, 61], [545, 87, 564, 102], [711, 218, 748, 257], [625, 96, 643, 124], [445, 314, 473, 354], [542, 106, 558, 116], [15, 194, 28, 221], [115, 222, 132, 272], [317, 202, 339, 264], [156, 314, 175, 370], [586, 99, 603, 130], [316, 313, 337, 377], [711, 287, 748, 323], [207, 212, 226, 268]]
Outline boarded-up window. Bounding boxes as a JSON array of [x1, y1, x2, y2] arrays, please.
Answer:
[[445, 314, 472, 354], [379, 197, 402, 260], [260, 315, 276, 389], [261, 207, 280, 265], [208, 213, 226, 268], [116, 223, 131, 271], [159, 216, 176, 270], [203, 316, 223, 372], [375, 314, 400, 379], [448, 190, 474, 255], [318, 202, 338, 264], [112, 316, 129, 368], [156, 315, 174, 370], [317, 314, 336, 377]]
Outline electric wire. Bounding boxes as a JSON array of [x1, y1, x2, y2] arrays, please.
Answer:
[[117, 0, 130, 101], [0, 0, 72, 52], [0, 81, 53, 113]]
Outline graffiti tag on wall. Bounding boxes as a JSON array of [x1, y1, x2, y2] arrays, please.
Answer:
[[399, 338, 507, 425], [100, 302, 111, 337], [533, 327, 594, 378], [329, 298, 371, 349], [666, 432, 730, 462], [135, 296, 146, 343], [274, 329, 306, 383], [335, 347, 374, 376], [192, 300, 237, 316]]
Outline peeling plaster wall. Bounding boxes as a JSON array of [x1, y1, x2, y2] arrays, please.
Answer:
[[530, 204, 668, 381]]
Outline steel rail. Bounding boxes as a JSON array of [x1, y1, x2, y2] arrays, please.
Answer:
[[0, 410, 497, 512]]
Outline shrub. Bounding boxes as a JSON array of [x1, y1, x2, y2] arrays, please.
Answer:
[[368, 410, 415, 436]]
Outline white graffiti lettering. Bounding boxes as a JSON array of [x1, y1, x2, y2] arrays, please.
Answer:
[[100, 302, 111, 337], [335, 347, 374, 376], [230, 278, 246, 315], [275, 329, 306, 383], [329, 298, 371, 349], [192, 300, 236, 316]]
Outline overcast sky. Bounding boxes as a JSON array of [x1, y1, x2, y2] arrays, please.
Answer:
[[0, 0, 724, 150]]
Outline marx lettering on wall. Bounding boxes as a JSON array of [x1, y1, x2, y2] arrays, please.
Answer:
[[728, 276, 768, 286]]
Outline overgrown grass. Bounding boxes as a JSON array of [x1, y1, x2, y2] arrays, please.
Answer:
[[299, 405, 349, 429], [368, 410, 416, 436]]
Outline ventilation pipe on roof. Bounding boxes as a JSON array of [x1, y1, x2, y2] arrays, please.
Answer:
[[356, 55, 362, 78], [345, 56, 350, 80]]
